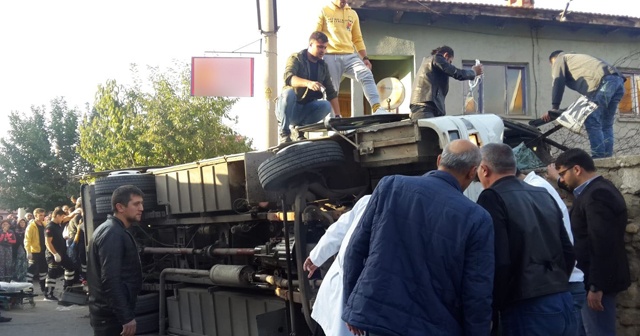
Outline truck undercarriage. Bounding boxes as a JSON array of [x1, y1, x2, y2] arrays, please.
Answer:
[[81, 114, 557, 336]]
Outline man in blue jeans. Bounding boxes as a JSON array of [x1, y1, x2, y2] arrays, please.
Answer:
[[544, 51, 625, 158], [277, 31, 341, 144]]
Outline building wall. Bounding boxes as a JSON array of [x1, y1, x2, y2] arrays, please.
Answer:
[[358, 18, 640, 120]]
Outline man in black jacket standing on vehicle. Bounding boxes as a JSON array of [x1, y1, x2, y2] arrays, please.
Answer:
[[554, 148, 630, 336], [409, 46, 483, 120], [476, 143, 576, 336], [88, 185, 144, 336]]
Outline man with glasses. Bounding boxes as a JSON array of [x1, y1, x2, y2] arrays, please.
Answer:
[[551, 148, 630, 336]]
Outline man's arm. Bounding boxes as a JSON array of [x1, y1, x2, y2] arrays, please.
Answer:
[[309, 203, 360, 267], [315, 8, 325, 33], [462, 211, 495, 335], [283, 54, 302, 87], [551, 56, 567, 109], [476, 189, 510, 310], [45, 236, 57, 255], [553, 200, 575, 276], [98, 232, 136, 325], [433, 55, 477, 81], [342, 179, 387, 306], [584, 189, 625, 289]]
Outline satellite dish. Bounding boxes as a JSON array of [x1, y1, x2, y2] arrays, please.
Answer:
[[376, 77, 405, 111]]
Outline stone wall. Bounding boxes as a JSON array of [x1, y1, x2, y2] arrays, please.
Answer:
[[591, 156, 640, 336]]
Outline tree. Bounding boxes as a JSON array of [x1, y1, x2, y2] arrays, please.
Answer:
[[78, 63, 254, 171], [0, 99, 84, 211]]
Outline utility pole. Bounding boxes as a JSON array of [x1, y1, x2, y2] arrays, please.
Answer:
[[258, 0, 278, 148]]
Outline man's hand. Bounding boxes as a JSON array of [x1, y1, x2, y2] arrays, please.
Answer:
[[303, 257, 318, 278], [363, 58, 372, 70], [306, 81, 324, 92], [472, 64, 484, 76], [121, 319, 136, 336], [587, 290, 604, 311], [546, 163, 560, 182], [346, 323, 365, 336], [27, 252, 33, 260], [53, 253, 62, 263], [542, 108, 560, 122], [334, 113, 342, 118]]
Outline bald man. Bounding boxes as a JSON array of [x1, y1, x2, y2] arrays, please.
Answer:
[[342, 140, 495, 336]]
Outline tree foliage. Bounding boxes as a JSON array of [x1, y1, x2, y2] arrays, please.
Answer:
[[78, 63, 253, 171], [0, 98, 85, 211]]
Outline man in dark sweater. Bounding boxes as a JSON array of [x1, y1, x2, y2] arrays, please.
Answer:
[[554, 148, 630, 336], [544, 51, 625, 158], [477, 143, 576, 336]]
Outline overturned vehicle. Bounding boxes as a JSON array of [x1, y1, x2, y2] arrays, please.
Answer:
[[81, 114, 555, 336]]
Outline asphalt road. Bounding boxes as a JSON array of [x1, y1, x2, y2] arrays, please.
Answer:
[[0, 284, 160, 336]]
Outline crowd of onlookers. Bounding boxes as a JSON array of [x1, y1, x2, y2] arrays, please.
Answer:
[[0, 198, 87, 322]]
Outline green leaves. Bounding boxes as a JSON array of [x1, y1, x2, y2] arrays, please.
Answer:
[[0, 100, 84, 211], [78, 63, 253, 171]]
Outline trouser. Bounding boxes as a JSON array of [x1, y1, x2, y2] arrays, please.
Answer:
[[324, 53, 381, 109], [276, 88, 333, 136], [501, 291, 577, 336], [0, 245, 12, 281], [584, 75, 625, 158], [581, 292, 617, 336], [90, 314, 123, 336], [568, 282, 587, 336], [46, 253, 76, 291], [26, 252, 48, 292]]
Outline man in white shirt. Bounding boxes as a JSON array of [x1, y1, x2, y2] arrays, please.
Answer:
[[303, 195, 371, 336]]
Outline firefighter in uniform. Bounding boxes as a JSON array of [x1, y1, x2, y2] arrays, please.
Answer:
[[24, 208, 48, 295], [44, 208, 76, 300]]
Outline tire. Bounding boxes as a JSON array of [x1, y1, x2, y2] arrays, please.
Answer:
[[135, 312, 160, 334], [96, 194, 158, 214], [258, 141, 345, 192], [135, 293, 159, 315], [94, 175, 156, 196]]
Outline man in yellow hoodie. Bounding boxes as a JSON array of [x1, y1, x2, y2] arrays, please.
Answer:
[[24, 208, 48, 295], [316, 0, 384, 113]]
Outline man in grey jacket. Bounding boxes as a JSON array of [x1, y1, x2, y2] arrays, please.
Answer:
[[544, 51, 625, 158]]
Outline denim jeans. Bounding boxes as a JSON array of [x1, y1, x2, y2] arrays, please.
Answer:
[[568, 282, 587, 336], [501, 291, 577, 336], [324, 53, 381, 108], [276, 88, 333, 136], [584, 75, 625, 158], [581, 293, 617, 336]]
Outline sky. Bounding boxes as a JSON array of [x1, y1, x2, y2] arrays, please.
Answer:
[[0, 0, 634, 151]]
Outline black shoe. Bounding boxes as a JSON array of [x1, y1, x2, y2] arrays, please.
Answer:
[[279, 134, 292, 144], [0, 317, 11, 323], [45, 293, 59, 301]]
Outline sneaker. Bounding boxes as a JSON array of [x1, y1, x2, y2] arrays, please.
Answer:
[[296, 132, 307, 141], [0, 316, 11, 323], [279, 134, 292, 144]]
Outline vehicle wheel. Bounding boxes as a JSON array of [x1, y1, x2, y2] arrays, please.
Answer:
[[95, 194, 158, 214], [135, 293, 159, 315], [258, 141, 345, 192], [134, 312, 160, 334], [94, 175, 156, 196]]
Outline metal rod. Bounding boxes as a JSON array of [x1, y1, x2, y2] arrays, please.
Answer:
[[281, 197, 297, 336], [142, 247, 255, 256], [211, 248, 256, 256], [294, 186, 317, 334]]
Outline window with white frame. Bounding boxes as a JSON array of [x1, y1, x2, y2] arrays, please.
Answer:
[[618, 72, 640, 118], [462, 63, 527, 116]]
